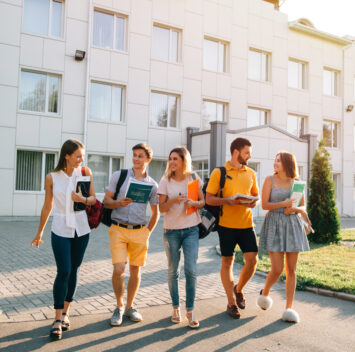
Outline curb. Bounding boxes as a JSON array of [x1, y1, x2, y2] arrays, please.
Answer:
[[215, 245, 355, 303]]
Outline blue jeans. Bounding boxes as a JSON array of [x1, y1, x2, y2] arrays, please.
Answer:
[[51, 232, 89, 309], [163, 226, 199, 310]]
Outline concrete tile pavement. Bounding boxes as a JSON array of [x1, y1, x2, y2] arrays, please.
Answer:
[[0, 219, 274, 323]]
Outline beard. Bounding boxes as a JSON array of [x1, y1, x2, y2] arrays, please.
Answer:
[[238, 155, 248, 165]]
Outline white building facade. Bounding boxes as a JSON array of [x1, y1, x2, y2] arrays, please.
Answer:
[[1, 0, 355, 217]]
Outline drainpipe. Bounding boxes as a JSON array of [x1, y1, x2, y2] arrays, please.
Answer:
[[83, 0, 93, 165]]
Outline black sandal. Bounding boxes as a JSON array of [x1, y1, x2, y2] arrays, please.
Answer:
[[50, 319, 62, 340], [61, 312, 70, 331]]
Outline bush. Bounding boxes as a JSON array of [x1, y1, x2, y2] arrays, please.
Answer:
[[307, 141, 340, 244]]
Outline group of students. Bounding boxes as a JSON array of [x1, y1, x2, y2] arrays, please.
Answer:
[[31, 137, 310, 341]]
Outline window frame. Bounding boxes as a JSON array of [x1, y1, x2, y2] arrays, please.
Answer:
[[18, 69, 62, 116], [15, 150, 57, 193], [203, 37, 228, 73], [247, 107, 269, 128], [288, 58, 307, 89], [323, 68, 339, 96], [87, 154, 123, 194], [287, 114, 306, 138], [149, 91, 179, 129], [201, 99, 227, 131], [323, 120, 340, 148], [22, 0, 64, 38], [248, 48, 270, 82], [192, 160, 209, 183], [88, 81, 125, 124], [152, 24, 180, 63], [92, 9, 127, 52]]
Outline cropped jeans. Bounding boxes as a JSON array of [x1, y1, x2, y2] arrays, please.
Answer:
[[163, 226, 199, 310], [51, 232, 89, 309]]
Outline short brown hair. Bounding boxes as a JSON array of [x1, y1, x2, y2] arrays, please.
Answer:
[[230, 137, 252, 155], [277, 151, 299, 179], [132, 143, 153, 159]]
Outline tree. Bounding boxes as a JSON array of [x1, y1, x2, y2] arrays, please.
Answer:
[[307, 140, 340, 244]]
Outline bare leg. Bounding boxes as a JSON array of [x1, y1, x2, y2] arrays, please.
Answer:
[[112, 262, 126, 308], [236, 252, 258, 293], [220, 256, 236, 306], [284, 252, 299, 309], [126, 265, 141, 309], [262, 252, 284, 296]]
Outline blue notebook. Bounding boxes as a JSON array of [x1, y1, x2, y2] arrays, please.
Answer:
[[124, 178, 153, 204]]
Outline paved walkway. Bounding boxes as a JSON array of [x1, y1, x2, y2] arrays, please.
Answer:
[[0, 219, 271, 323]]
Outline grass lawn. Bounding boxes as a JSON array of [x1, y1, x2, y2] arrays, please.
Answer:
[[234, 229, 355, 295]]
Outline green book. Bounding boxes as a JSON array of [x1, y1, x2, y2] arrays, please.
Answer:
[[290, 180, 306, 206], [124, 178, 153, 204]]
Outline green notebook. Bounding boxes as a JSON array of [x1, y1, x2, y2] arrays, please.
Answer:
[[124, 178, 153, 204], [290, 180, 306, 206]]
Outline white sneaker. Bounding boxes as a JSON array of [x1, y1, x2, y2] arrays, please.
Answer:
[[124, 307, 143, 322], [110, 307, 124, 326]]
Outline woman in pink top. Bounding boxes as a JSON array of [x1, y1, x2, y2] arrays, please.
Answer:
[[158, 147, 205, 328]]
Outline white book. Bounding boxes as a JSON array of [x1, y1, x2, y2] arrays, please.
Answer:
[[226, 193, 259, 204]]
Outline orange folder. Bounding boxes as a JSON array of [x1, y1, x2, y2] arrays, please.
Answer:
[[186, 179, 199, 215]]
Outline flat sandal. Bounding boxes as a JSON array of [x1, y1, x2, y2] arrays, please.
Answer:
[[186, 310, 199, 329], [61, 312, 70, 331], [171, 308, 182, 323], [50, 319, 62, 340]]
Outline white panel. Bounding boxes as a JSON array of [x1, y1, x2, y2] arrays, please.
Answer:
[[0, 85, 17, 127], [167, 64, 183, 92], [62, 95, 85, 134], [231, 57, 247, 89], [272, 67, 287, 97], [152, 0, 169, 21], [43, 39, 65, 71], [129, 34, 151, 70], [328, 150, 342, 172], [247, 80, 260, 105], [164, 130, 182, 155], [218, 4, 232, 39], [216, 74, 231, 101], [0, 2, 21, 46], [168, 0, 184, 27], [90, 48, 111, 79], [87, 121, 107, 151], [184, 12, 203, 48], [126, 103, 149, 140], [203, 1, 218, 36], [113, 0, 131, 12], [259, 83, 272, 108], [39, 117, 62, 148], [182, 79, 201, 113], [202, 71, 217, 98], [183, 46, 202, 81], [231, 26, 248, 59], [0, 127, 15, 168], [180, 111, 201, 130], [0, 44, 19, 86], [147, 128, 166, 158], [67, 0, 89, 22], [185, 0, 202, 14], [63, 56, 86, 96], [20, 35, 43, 68], [16, 115, 40, 146], [13, 194, 38, 216], [107, 124, 126, 153], [127, 69, 150, 105], [110, 52, 129, 82], [230, 87, 247, 120], [36, 194, 45, 216], [150, 60, 168, 89], [130, 0, 152, 36], [0, 170, 13, 215], [65, 18, 88, 56]]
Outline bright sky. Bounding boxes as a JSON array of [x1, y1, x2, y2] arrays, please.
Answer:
[[280, 0, 355, 38]]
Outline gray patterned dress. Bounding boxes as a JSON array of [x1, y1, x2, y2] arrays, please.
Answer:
[[259, 176, 310, 253]]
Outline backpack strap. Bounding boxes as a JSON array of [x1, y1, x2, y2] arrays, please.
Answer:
[[218, 166, 226, 216], [113, 169, 128, 200], [81, 166, 86, 176]]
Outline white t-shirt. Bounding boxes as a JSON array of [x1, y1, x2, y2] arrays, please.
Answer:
[[158, 174, 202, 230]]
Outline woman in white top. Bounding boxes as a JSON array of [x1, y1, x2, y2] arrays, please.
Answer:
[[31, 139, 96, 340], [158, 147, 205, 328]]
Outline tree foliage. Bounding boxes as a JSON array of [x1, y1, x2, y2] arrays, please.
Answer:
[[307, 141, 340, 244]]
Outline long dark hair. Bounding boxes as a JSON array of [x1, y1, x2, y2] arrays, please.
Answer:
[[54, 139, 84, 172]]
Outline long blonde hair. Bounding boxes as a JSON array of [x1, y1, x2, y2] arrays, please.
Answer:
[[164, 146, 192, 180]]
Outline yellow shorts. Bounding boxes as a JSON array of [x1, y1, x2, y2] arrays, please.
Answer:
[[108, 224, 151, 267]]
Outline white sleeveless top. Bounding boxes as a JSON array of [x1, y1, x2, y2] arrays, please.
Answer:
[[51, 167, 90, 238]]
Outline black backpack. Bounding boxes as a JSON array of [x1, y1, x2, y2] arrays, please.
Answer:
[[198, 167, 226, 239]]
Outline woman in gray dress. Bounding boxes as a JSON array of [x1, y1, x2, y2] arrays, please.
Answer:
[[257, 152, 310, 323]]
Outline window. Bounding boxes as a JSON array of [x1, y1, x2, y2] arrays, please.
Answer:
[[247, 108, 268, 128], [152, 25, 179, 62], [150, 92, 178, 128], [288, 59, 306, 89], [323, 120, 339, 148], [23, 0, 63, 37], [203, 38, 227, 72], [192, 160, 209, 183], [298, 166, 304, 180], [287, 114, 305, 138], [201, 100, 225, 130], [323, 68, 338, 96], [16, 150, 55, 191], [19, 70, 60, 114], [87, 155, 122, 193], [89, 82, 123, 123], [248, 49, 269, 81], [93, 10, 126, 51], [148, 160, 166, 183]]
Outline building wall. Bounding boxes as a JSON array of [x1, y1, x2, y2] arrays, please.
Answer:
[[0, 0, 354, 216]]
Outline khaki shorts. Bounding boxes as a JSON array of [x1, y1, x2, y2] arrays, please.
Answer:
[[108, 224, 151, 266]]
